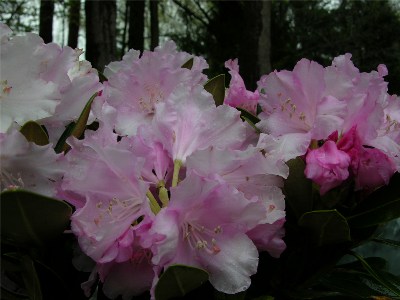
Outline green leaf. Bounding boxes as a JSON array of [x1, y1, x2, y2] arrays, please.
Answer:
[[155, 265, 209, 300], [241, 115, 261, 133], [204, 74, 225, 106], [284, 158, 314, 219], [320, 269, 388, 298], [236, 107, 261, 133], [251, 296, 275, 300], [349, 251, 400, 297], [54, 92, 98, 153], [214, 291, 246, 300], [347, 173, 400, 228], [181, 57, 194, 69], [20, 121, 49, 146], [20, 255, 42, 300], [298, 210, 351, 246], [372, 237, 400, 248], [338, 256, 388, 273], [54, 122, 75, 153], [236, 107, 260, 124], [0, 190, 72, 247]]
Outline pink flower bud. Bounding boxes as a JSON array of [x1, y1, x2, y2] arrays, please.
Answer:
[[305, 140, 351, 195]]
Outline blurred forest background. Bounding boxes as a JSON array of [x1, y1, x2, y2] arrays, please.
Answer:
[[1, 0, 400, 94]]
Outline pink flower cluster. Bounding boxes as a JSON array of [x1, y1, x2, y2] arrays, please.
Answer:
[[1, 22, 399, 299], [257, 55, 399, 194], [56, 41, 287, 298]]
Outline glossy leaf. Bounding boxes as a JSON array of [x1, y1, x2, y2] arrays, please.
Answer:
[[284, 158, 314, 219], [54, 92, 98, 153], [373, 238, 400, 248], [0, 190, 72, 247], [320, 269, 389, 298], [338, 256, 388, 272], [20, 255, 42, 300], [237, 108, 261, 133], [236, 107, 260, 124], [20, 121, 49, 146], [241, 115, 261, 133], [155, 265, 209, 300], [204, 74, 225, 106], [298, 210, 351, 246], [54, 122, 75, 153], [347, 173, 400, 228], [349, 251, 400, 296], [181, 57, 194, 69]]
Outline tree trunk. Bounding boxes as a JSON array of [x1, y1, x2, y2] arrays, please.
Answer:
[[121, 0, 130, 57], [68, 0, 80, 49], [85, 0, 117, 71], [258, 0, 272, 75], [128, 0, 145, 52], [39, 0, 54, 43], [238, 1, 263, 90], [150, 0, 159, 50]]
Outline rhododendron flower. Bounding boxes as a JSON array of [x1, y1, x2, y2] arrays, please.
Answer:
[[0, 24, 102, 139], [257, 132, 311, 163], [132, 126, 173, 186], [224, 59, 259, 114], [247, 218, 286, 258], [97, 41, 208, 136], [337, 126, 396, 191], [59, 128, 150, 263], [0, 129, 63, 196], [257, 58, 346, 161], [187, 146, 288, 198], [96, 240, 154, 300], [305, 140, 351, 195], [152, 85, 247, 163], [369, 94, 400, 171], [0, 28, 59, 132], [142, 173, 264, 294]]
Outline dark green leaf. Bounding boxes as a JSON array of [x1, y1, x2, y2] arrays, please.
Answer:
[[349, 251, 400, 296], [284, 158, 314, 219], [320, 269, 387, 298], [181, 57, 194, 69], [204, 74, 225, 106], [0, 190, 72, 247], [240, 115, 261, 133], [236, 107, 260, 124], [251, 296, 275, 300], [20, 255, 42, 300], [298, 210, 351, 246], [54, 122, 75, 154], [213, 290, 246, 300], [347, 172, 400, 228], [54, 92, 98, 153], [0, 288, 29, 300], [347, 198, 400, 228], [338, 256, 388, 272], [155, 265, 208, 300], [20, 121, 49, 146], [373, 237, 400, 248]]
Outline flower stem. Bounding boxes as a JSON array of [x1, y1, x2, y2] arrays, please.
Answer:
[[146, 190, 161, 214], [172, 159, 182, 187], [159, 186, 169, 207]]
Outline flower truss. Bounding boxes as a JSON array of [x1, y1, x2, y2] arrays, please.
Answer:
[[1, 23, 399, 300]]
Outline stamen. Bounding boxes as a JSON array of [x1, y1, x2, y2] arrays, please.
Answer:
[[137, 82, 164, 114], [182, 222, 222, 255]]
